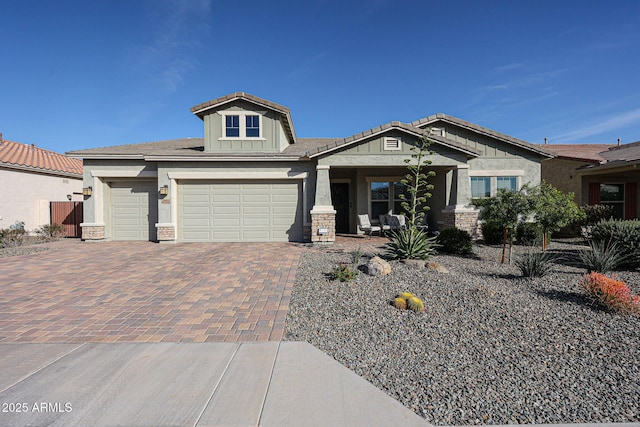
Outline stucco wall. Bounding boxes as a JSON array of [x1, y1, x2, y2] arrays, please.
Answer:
[[541, 158, 586, 204], [0, 168, 82, 232]]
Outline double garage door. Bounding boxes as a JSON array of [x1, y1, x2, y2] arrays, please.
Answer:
[[178, 180, 303, 242]]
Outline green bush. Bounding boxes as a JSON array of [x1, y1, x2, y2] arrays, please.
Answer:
[[515, 222, 542, 246], [581, 204, 615, 226], [385, 228, 438, 260], [480, 221, 504, 245], [329, 262, 358, 282], [515, 250, 554, 278], [589, 219, 640, 268], [579, 239, 628, 273], [436, 227, 473, 255]]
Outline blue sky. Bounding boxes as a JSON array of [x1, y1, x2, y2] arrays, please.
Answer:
[[2, 0, 640, 154]]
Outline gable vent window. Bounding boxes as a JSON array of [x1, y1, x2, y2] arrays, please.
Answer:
[[430, 127, 446, 137], [383, 137, 402, 151]]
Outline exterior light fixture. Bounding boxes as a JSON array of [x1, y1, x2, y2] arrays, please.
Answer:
[[159, 185, 169, 195], [82, 186, 92, 196], [67, 194, 72, 201]]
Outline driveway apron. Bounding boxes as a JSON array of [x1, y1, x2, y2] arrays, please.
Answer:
[[0, 241, 302, 343]]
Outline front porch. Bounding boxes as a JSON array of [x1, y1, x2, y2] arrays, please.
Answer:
[[309, 164, 479, 243]]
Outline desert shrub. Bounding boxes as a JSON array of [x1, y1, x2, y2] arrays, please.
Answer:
[[579, 272, 640, 314], [515, 250, 554, 278], [35, 223, 66, 240], [385, 228, 438, 260], [480, 221, 504, 245], [349, 246, 364, 265], [579, 239, 628, 273], [436, 227, 473, 255], [0, 224, 27, 248], [589, 219, 640, 268], [329, 262, 358, 282]]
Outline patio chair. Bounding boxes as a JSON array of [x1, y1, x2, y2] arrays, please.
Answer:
[[357, 214, 382, 237]]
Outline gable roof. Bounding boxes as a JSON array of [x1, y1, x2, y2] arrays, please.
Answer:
[[600, 140, 640, 162], [306, 121, 482, 158], [411, 113, 554, 158], [541, 144, 616, 163], [0, 137, 82, 178], [190, 92, 297, 144]]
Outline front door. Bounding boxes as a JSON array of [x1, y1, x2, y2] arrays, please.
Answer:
[[330, 183, 349, 234]]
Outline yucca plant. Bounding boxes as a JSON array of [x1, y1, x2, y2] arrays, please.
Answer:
[[579, 238, 627, 273], [515, 250, 554, 278], [384, 228, 438, 260]]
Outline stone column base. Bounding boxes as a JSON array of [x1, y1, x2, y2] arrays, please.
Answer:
[[80, 223, 106, 241], [441, 208, 480, 238], [156, 224, 176, 242], [310, 207, 336, 243]]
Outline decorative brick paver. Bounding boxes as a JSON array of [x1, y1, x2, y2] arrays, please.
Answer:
[[0, 241, 302, 343]]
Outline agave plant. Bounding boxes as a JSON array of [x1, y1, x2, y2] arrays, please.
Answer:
[[579, 239, 628, 273], [384, 228, 438, 260], [515, 250, 554, 278]]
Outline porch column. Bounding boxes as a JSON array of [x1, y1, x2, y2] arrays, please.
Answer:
[[310, 165, 336, 243], [442, 165, 479, 237]]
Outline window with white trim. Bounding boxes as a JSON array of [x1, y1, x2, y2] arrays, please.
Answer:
[[383, 137, 402, 151], [370, 180, 407, 218], [497, 176, 517, 192], [471, 177, 491, 198], [220, 112, 263, 139], [225, 115, 240, 137]]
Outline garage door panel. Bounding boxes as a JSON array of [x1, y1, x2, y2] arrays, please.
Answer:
[[182, 194, 210, 203], [182, 205, 211, 215], [110, 181, 157, 241], [178, 180, 302, 242]]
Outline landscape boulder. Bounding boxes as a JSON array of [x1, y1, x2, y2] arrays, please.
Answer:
[[365, 256, 392, 276]]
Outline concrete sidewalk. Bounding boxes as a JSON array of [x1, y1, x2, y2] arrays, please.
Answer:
[[0, 341, 430, 426]]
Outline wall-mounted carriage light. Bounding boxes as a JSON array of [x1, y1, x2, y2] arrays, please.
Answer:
[[159, 185, 169, 196], [82, 186, 92, 196]]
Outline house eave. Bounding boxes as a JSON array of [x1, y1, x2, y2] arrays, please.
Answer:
[[67, 154, 146, 160], [0, 162, 83, 179], [143, 155, 304, 162]]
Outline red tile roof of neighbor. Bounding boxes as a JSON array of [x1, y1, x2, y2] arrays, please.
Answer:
[[0, 136, 83, 177], [540, 144, 616, 163]]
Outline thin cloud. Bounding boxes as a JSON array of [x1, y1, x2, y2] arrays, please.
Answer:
[[493, 63, 523, 73], [129, 0, 211, 92], [553, 108, 640, 143], [288, 51, 329, 79]]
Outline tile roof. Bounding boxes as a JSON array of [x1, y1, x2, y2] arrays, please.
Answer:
[[190, 92, 297, 144], [67, 137, 321, 160], [411, 113, 554, 158], [0, 137, 83, 178], [306, 121, 482, 158], [541, 144, 615, 163], [600, 140, 640, 162]]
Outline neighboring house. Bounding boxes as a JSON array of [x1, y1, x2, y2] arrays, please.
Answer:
[[0, 135, 83, 231], [543, 142, 640, 219], [541, 144, 615, 206], [67, 92, 553, 243]]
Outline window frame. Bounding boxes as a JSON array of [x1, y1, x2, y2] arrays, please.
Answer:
[[600, 183, 625, 219], [218, 111, 265, 140], [367, 177, 406, 220]]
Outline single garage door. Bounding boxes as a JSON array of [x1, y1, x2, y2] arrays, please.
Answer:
[[110, 181, 158, 241], [178, 180, 302, 242]]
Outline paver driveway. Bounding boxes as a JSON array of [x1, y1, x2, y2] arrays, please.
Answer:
[[0, 241, 302, 343]]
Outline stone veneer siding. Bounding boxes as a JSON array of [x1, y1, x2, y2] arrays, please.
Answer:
[[157, 225, 176, 241], [311, 212, 336, 243], [441, 210, 480, 238], [81, 225, 105, 240]]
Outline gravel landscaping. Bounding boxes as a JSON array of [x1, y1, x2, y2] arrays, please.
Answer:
[[285, 241, 640, 425]]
